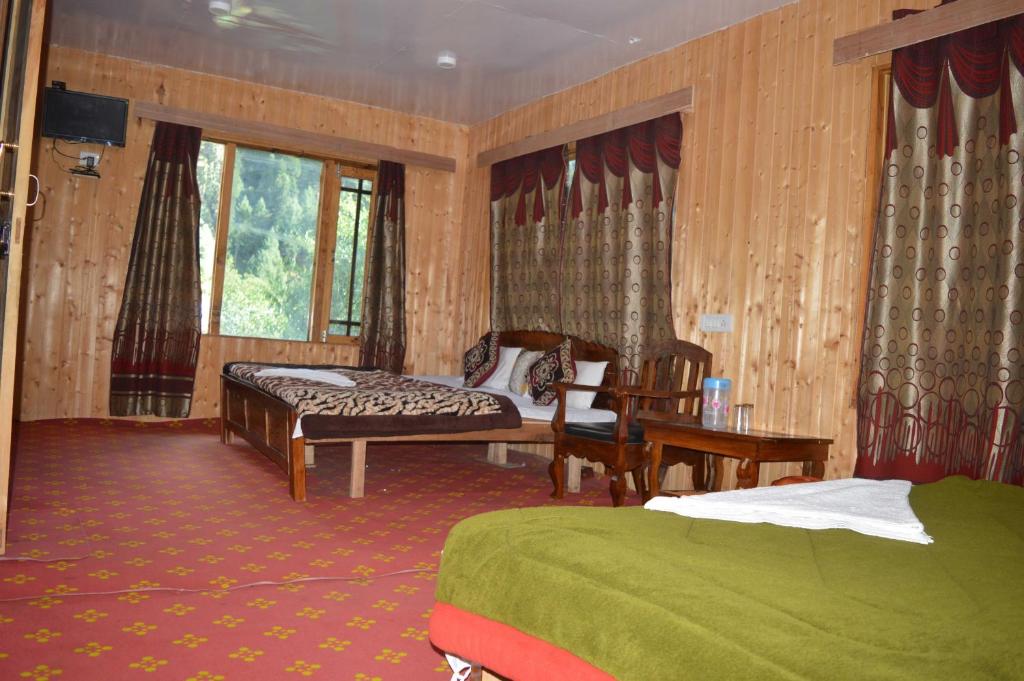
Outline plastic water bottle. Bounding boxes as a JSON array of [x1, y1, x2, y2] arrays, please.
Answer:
[[702, 377, 732, 428]]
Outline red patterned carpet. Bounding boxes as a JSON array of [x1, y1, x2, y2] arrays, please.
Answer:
[[0, 419, 619, 681]]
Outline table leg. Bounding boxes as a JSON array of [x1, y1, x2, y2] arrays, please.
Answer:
[[647, 441, 663, 498], [350, 440, 367, 498], [736, 458, 760, 489], [712, 455, 725, 491]]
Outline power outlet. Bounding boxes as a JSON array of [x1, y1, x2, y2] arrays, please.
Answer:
[[699, 313, 734, 333], [79, 151, 101, 168]]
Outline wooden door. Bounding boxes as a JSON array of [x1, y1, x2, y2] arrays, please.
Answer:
[[0, 0, 46, 554]]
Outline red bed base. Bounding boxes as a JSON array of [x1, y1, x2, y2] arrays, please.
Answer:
[[429, 601, 615, 681]]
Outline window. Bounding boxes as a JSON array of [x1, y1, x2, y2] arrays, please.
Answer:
[[196, 140, 376, 343]]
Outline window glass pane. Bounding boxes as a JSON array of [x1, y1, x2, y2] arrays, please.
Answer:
[[329, 177, 373, 336], [196, 141, 224, 334], [341, 176, 359, 190], [220, 147, 322, 341]]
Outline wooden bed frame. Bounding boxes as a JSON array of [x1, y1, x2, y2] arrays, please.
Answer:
[[220, 330, 619, 501]]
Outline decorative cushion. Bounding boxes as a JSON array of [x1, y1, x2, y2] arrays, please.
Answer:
[[481, 347, 523, 390], [463, 332, 500, 387], [565, 360, 609, 410], [528, 339, 577, 406], [507, 350, 544, 396]]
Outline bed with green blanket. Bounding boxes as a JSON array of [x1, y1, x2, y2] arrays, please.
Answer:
[[430, 476, 1023, 680]]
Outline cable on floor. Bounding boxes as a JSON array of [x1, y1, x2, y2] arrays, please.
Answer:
[[0, 567, 439, 603]]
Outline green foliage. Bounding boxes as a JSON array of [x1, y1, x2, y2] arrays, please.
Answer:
[[195, 141, 371, 341]]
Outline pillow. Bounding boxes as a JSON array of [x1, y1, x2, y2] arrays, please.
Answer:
[[565, 360, 609, 410], [508, 350, 544, 396], [528, 339, 577, 406], [481, 347, 523, 390], [463, 332, 500, 387]]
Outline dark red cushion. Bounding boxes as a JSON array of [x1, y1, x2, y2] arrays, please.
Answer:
[[463, 332, 500, 387], [528, 339, 576, 406]]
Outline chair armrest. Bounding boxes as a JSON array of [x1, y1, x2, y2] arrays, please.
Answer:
[[617, 387, 701, 400], [552, 382, 615, 394], [552, 378, 630, 432]]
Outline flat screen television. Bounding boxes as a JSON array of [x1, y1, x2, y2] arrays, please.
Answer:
[[41, 87, 128, 147]]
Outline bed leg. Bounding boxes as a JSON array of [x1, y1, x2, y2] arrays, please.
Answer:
[[566, 455, 582, 493], [486, 442, 508, 465], [350, 440, 367, 498], [289, 435, 307, 502]]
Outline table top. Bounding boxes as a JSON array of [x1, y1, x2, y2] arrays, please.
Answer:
[[638, 419, 834, 445]]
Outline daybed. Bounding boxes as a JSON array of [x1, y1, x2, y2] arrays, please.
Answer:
[[220, 330, 619, 501], [430, 476, 1024, 681]]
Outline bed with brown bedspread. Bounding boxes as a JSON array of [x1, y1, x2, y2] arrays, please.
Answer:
[[220, 330, 620, 502]]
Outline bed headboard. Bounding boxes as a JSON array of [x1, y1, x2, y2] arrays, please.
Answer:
[[496, 330, 619, 407]]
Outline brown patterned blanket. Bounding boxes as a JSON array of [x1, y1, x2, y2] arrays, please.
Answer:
[[224, 363, 522, 440]]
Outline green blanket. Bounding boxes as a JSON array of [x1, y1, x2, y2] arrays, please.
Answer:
[[435, 477, 1024, 680]]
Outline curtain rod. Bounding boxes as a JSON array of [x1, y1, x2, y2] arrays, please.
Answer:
[[133, 102, 457, 173]]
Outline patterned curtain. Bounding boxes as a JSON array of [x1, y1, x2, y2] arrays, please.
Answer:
[[110, 122, 203, 417], [562, 113, 682, 371], [359, 161, 406, 373], [490, 146, 566, 332], [857, 12, 1024, 485]]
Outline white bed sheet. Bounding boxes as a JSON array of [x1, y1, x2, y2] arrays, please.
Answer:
[[413, 375, 618, 424]]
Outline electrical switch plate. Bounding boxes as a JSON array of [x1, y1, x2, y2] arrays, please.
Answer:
[[79, 151, 100, 167], [699, 313, 733, 333]]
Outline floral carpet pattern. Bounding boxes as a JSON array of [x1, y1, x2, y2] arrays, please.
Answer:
[[0, 419, 616, 680]]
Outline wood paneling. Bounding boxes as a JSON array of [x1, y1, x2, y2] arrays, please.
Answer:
[[18, 46, 489, 420], [21, 0, 938, 488], [468, 0, 933, 483]]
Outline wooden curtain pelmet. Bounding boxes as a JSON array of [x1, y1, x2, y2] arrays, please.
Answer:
[[833, 0, 1023, 66], [134, 102, 456, 172], [477, 87, 692, 168]]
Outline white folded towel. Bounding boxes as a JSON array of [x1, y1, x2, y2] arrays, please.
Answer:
[[644, 478, 933, 544], [254, 368, 356, 389]]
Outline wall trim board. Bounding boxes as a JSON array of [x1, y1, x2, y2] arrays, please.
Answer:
[[832, 0, 1023, 66], [134, 101, 457, 172], [475, 86, 693, 168]]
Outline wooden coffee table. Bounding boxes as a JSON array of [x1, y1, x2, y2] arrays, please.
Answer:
[[638, 420, 833, 496]]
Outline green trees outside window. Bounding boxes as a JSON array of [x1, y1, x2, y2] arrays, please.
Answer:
[[196, 139, 374, 343]]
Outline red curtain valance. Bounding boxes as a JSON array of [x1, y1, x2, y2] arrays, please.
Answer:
[[888, 7, 1024, 157], [490, 146, 565, 226], [570, 112, 681, 218]]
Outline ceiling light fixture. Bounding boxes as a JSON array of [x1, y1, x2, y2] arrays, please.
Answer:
[[436, 50, 457, 69], [208, 0, 232, 17], [628, 36, 642, 45]]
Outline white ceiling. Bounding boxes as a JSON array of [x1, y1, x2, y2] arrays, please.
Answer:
[[51, 0, 795, 125]]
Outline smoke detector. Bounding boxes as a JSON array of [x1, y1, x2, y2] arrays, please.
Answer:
[[209, 0, 232, 16], [436, 50, 457, 69]]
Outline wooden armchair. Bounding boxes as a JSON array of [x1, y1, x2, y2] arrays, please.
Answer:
[[549, 340, 713, 506], [636, 340, 713, 496], [550, 381, 648, 507]]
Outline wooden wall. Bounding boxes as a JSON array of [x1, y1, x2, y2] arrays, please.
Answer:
[[468, 0, 931, 481], [18, 46, 489, 420], [22, 0, 931, 484]]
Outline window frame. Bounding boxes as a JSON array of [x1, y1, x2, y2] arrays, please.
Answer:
[[201, 136, 377, 345], [850, 64, 892, 406]]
